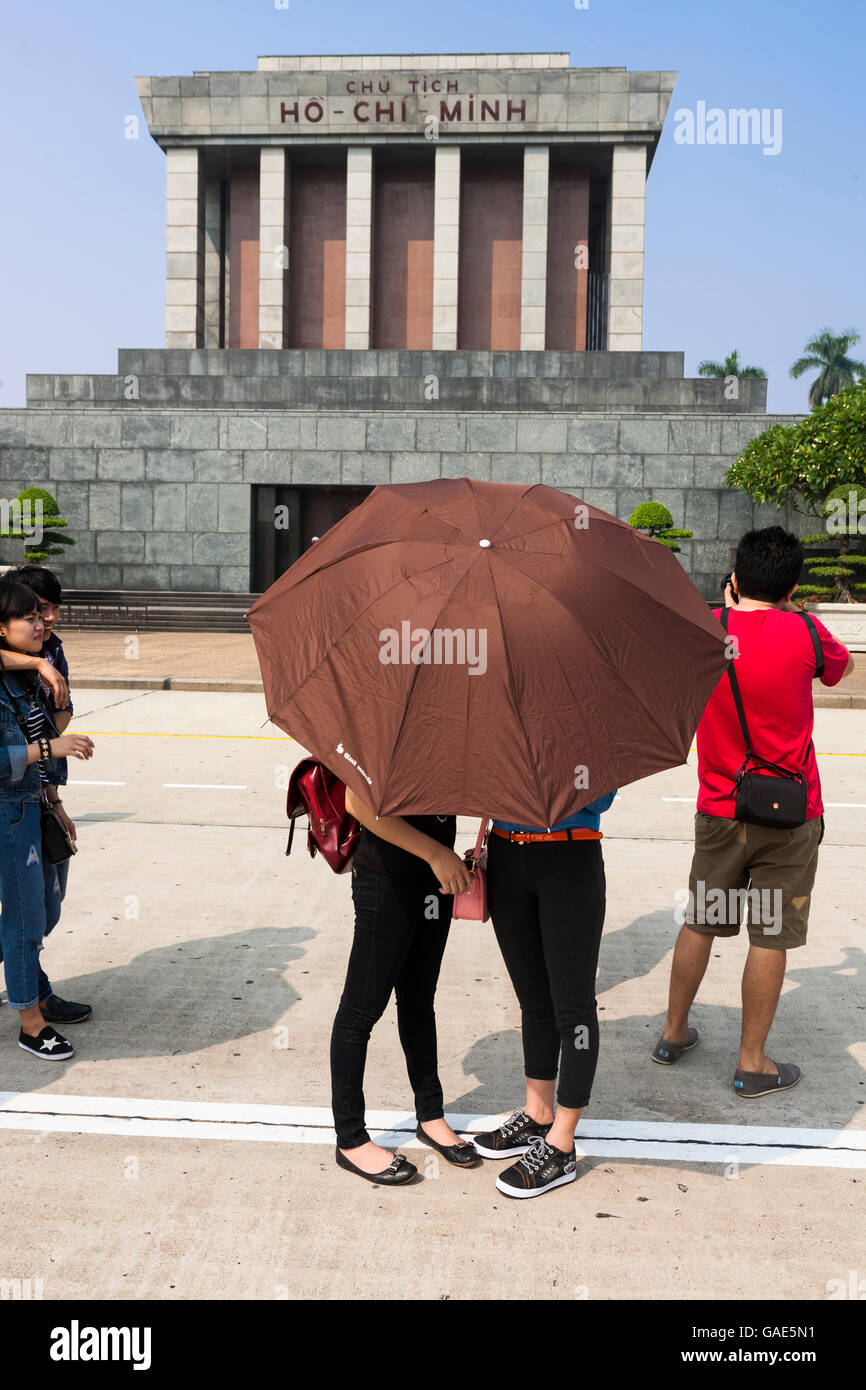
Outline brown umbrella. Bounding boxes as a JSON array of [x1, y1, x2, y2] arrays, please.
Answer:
[[248, 478, 727, 827]]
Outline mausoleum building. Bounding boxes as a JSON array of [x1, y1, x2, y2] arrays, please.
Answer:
[[0, 53, 800, 607]]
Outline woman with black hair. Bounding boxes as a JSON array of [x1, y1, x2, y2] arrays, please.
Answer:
[[0, 577, 94, 1059]]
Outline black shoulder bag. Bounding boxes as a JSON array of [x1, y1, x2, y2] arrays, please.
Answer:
[[719, 607, 823, 830], [0, 668, 77, 863]]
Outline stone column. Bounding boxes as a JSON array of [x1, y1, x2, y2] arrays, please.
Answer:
[[520, 146, 549, 350], [608, 144, 646, 351], [203, 176, 222, 348], [345, 147, 373, 349], [432, 145, 460, 350], [165, 148, 205, 349], [259, 148, 289, 349]]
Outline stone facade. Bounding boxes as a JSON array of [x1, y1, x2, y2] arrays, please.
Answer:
[[0, 347, 800, 600]]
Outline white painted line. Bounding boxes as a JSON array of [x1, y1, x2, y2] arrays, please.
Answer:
[[67, 780, 127, 786], [0, 1095, 863, 1168], [162, 783, 248, 790]]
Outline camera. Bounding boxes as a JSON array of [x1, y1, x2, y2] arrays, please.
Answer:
[[721, 573, 739, 604]]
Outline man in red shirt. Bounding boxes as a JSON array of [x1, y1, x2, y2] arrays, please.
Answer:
[[653, 526, 853, 1096]]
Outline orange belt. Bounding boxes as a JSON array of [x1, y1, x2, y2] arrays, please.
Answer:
[[492, 827, 603, 844]]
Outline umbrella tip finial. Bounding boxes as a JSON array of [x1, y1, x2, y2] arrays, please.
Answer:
[[479, 538, 491, 548]]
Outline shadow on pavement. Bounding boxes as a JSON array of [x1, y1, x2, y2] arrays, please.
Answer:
[[1, 927, 315, 1078], [447, 908, 866, 1147]]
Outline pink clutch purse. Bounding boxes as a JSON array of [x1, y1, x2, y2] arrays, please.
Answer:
[[452, 819, 490, 922]]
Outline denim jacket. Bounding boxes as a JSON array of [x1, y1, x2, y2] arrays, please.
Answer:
[[0, 670, 66, 802]]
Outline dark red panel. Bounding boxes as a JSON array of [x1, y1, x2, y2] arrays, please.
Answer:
[[372, 164, 434, 348], [229, 166, 260, 350], [545, 164, 590, 351], [457, 164, 522, 350], [288, 165, 347, 349]]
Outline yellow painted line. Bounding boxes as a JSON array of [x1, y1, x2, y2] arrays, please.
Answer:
[[688, 748, 864, 759], [75, 733, 862, 756], [77, 730, 293, 742]]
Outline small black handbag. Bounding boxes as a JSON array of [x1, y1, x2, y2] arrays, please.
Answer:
[[719, 607, 823, 830], [40, 794, 78, 863], [0, 669, 77, 863]]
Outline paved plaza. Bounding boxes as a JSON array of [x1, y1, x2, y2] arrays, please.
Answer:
[[1, 678, 863, 1300]]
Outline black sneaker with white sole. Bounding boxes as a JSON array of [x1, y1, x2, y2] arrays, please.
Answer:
[[495, 1137, 577, 1199], [18, 1026, 74, 1061], [40, 994, 92, 1025], [472, 1109, 553, 1159]]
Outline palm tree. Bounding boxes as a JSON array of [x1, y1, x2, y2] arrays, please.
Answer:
[[789, 329, 866, 407], [698, 349, 767, 379]]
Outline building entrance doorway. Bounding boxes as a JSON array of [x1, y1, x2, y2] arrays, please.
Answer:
[[251, 485, 373, 591]]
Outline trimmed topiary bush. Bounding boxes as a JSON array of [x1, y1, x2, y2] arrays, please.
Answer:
[[0, 486, 75, 564], [628, 501, 693, 553], [796, 482, 866, 602]]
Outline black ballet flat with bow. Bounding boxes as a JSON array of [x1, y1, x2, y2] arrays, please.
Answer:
[[335, 1145, 418, 1185], [416, 1123, 482, 1167]]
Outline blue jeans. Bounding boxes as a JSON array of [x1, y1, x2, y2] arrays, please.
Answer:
[[0, 800, 63, 1010]]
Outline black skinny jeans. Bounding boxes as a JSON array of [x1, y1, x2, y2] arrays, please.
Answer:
[[487, 834, 606, 1110], [330, 864, 453, 1149]]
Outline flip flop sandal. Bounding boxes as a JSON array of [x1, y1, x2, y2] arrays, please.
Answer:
[[733, 1061, 801, 1097], [651, 1026, 699, 1065]]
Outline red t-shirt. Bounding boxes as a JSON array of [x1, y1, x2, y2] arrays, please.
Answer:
[[696, 607, 850, 819]]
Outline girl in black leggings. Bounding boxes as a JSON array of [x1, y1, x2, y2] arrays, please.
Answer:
[[330, 790, 477, 1186], [474, 791, 615, 1199]]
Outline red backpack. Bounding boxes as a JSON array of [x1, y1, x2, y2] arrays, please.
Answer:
[[286, 757, 360, 874]]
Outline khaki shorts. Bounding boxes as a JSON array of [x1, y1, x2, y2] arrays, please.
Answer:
[[685, 812, 824, 951]]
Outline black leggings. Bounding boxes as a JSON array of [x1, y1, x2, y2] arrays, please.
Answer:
[[330, 864, 453, 1149], [487, 834, 606, 1110]]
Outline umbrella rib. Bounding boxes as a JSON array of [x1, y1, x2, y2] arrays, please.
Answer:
[[485, 554, 552, 829], [471, 479, 537, 541], [288, 490, 470, 583], [490, 547, 705, 765], [494, 526, 723, 640], [382, 574, 473, 813], [276, 547, 483, 708], [485, 500, 614, 550]]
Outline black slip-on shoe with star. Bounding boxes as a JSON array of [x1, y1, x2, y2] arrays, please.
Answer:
[[18, 1026, 74, 1061], [472, 1109, 553, 1159], [40, 994, 92, 1025], [495, 1137, 577, 1199]]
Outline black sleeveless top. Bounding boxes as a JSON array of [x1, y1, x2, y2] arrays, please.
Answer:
[[354, 814, 457, 878]]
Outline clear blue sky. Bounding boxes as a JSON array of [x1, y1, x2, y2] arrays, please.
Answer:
[[1, 0, 863, 413]]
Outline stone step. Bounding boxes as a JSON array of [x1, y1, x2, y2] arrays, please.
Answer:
[[113, 348, 687, 380], [26, 373, 767, 413]]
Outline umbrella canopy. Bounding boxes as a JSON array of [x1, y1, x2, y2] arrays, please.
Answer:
[[248, 478, 727, 826]]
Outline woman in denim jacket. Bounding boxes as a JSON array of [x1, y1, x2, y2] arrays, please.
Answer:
[[0, 578, 94, 1061]]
